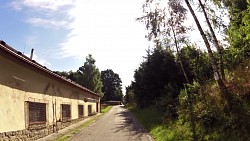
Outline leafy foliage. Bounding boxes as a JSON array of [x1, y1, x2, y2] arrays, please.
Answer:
[[77, 54, 103, 95], [133, 46, 183, 109], [178, 76, 250, 140], [55, 54, 103, 96], [218, 0, 250, 60], [101, 69, 123, 101], [126, 0, 250, 140], [179, 46, 213, 83], [124, 84, 135, 105]]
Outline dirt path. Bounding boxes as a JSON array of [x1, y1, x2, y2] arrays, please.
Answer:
[[70, 105, 154, 141]]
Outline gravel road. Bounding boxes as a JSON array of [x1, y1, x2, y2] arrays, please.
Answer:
[[70, 105, 154, 141]]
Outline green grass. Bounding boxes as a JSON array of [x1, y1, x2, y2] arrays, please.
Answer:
[[129, 106, 192, 141], [130, 107, 162, 130], [101, 105, 113, 113], [55, 106, 113, 141], [55, 114, 103, 141], [56, 135, 71, 141]]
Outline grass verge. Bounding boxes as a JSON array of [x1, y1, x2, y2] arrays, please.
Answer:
[[55, 106, 113, 141], [101, 105, 113, 113], [129, 107, 162, 130], [128, 106, 192, 141], [55, 114, 103, 141]]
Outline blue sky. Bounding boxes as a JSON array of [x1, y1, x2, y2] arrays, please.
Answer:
[[0, 0, 149, 92]]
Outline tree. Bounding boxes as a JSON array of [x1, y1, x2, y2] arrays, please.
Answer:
[[124, 84, 135, 105], [67, 71, 78, 82], [179, 46, 213, 83], [78, 54, 103, 95], [138, 0, 190, 83], [198, 0, 225, 80], [168, 0, 190, 83], [215, 0, 250, 60], [184, 0, 227, 96], [139, 0, 227, 95], [101, 69, 123, 101], [133, 46, 183, 109], [54, 55, 103, 95]]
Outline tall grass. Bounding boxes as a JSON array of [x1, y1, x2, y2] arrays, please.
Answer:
[[128, 60, 250, 141], [129, 106, 192, 141]]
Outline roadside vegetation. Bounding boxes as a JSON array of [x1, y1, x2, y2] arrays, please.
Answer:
[[56, 106, 113, 141], [55, 56, 123, 103], [125, 0, 250, 140], [101, 105, 113, 113], [127, 60, 250, 141], [55, 114, 103, 141]]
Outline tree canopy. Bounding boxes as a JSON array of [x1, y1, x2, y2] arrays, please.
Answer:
[[77, 54, 103, 95], [55, 54, 103, 96], [124, 0, 250, 140], [101, 69, 123, 101]]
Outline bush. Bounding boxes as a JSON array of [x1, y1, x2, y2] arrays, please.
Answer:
[[178, 79, 250, 140]]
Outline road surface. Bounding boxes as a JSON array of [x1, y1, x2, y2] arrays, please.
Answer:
[[70, 105, 154, 141]]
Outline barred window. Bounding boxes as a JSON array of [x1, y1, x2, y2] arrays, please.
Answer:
[[78, 105, 84, 118], [28, 102, 46, 125], [61, 104, 71, 122]]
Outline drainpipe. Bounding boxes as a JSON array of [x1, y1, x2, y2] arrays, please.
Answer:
[[55, 99, 58, 133], [52, 101, 55, 133]]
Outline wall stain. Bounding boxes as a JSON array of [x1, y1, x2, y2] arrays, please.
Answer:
[[43, 83, 57, 100], [56, 87, 62, 96], [43, 83, 51, 94], [70, 91, 79, 99], [8, 80, 23, 90]]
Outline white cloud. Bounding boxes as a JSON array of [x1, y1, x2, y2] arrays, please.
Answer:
[[36, 58, 52, 67], [60, 0, 147, 58], [11, 0, 73, 29], [59, 0, 148, 91], [11, 0, 74, 11], [25, 53, 51, 67], [11, 0, 149, 92], [25, 35, 38, 46], [25, 18, 68, 28]]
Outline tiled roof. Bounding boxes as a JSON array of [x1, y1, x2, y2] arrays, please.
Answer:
[[0, 40, 101, 97]]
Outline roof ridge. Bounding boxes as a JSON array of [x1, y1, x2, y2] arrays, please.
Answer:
[[0, 40, 101, 97]]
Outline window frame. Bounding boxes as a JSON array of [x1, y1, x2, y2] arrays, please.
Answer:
[[88, 105, 92, 116], [61, 104, 71, 122], [78, 105, 84, 118], [25, 101, 48, 128]]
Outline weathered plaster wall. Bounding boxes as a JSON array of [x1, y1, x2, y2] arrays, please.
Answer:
[[0, 84, 25, 132], [0, 55, 100, 133]]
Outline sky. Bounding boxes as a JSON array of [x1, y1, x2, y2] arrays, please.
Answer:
[[0, 0, 229, 94], [0, 0, 149, 93]]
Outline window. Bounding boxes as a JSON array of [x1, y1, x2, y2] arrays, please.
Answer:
[[88, 105, 92, 116], [78, 105, 84, 118], [61, 104, 71, 122], [28, 102, 46, 125], [96, 102, 99, 113]]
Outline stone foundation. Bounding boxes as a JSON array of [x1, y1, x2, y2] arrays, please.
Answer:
[[0, 116, 96, 141]]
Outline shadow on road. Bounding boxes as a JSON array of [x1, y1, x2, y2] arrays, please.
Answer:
[[112, 106, 148, 139]]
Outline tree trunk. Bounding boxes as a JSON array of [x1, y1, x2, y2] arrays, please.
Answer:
[[184, 0, 227, 94], [198, 0, 225, 81], [170, 23, 190, 83]]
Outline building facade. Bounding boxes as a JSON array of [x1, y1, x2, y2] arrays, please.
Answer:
[[0, 41, 101, 140]]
